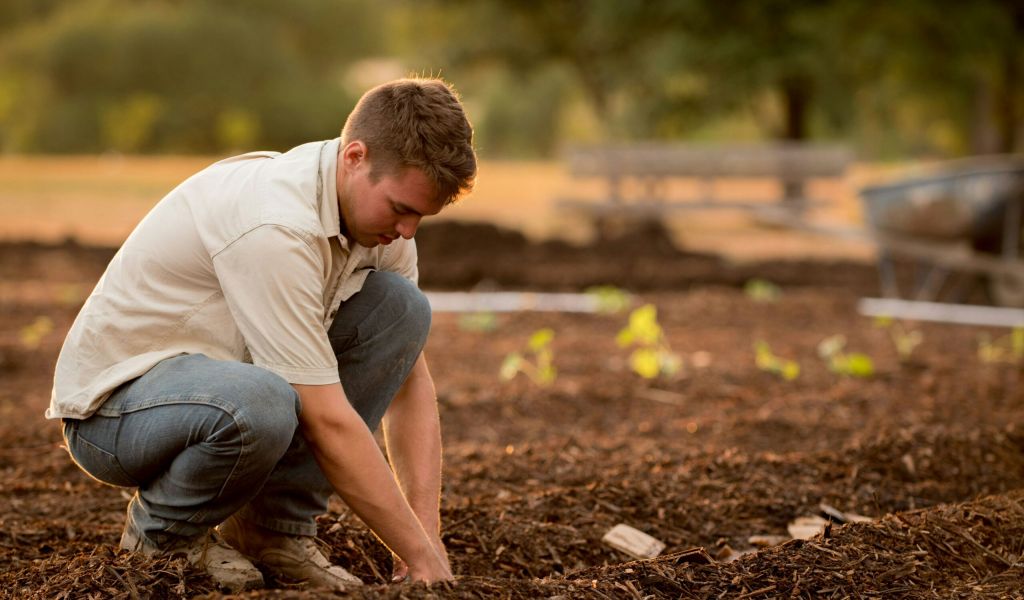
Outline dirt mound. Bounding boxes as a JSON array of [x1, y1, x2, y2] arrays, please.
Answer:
[[415, 220, 879, 292]]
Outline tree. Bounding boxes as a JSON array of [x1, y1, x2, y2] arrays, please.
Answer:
[[0, 0, 384, 153]]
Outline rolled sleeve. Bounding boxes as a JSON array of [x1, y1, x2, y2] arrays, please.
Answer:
[[213, 225, 340, 385]]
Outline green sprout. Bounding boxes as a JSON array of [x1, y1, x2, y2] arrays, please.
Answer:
[[817, 334, 874, 378], [616, 304, 682, 379], [584, 285, 632, 314], [977, 328, 1024, 365], [19, 316, 54, 350], [754, 341, 800, 381], [457, 311, 498, 333], [744, 279, 782, 303], [500, 328, 557, 386], [873, 316, 923, 363]]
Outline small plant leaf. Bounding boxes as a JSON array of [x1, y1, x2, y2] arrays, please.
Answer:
[[630, 348, 661, 379], [844, 353, 875, 377], [537, 365, 557, 385], [585, 285, 631, 314], [19, 316, 54, 350], [528, 328, 555, 351], [817, 335, 846, 359], [659, 351, 683, 376], [744, 279, 781, 303], [499, 353, 522, 381], [458, 311, 498, 332]]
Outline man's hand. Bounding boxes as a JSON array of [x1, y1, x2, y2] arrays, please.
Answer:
[[392, 537, 448, 582], [293, 382, 453, 584]]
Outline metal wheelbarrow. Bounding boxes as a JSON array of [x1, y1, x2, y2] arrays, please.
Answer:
[[859, 155, 1024, 307]]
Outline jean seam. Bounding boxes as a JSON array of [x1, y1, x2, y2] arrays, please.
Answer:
[[186, 403, 253, 529]]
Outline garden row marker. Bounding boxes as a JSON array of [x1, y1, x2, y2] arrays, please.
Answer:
[[787, 515, 830, 540], [858, 298, 1024, 328], [602, 524, 666, 559], [425, 291, 599, 313]]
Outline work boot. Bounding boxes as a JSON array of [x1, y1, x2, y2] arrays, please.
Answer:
[[119, 520, 264, 593], [219, 514, 363, 591]]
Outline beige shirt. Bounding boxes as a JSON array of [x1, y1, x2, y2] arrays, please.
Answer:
[[48, 139, 418, 420]]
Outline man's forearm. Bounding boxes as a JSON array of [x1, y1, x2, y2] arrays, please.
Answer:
[[293, 382, 448, 580], [383, 354, 443, 535]]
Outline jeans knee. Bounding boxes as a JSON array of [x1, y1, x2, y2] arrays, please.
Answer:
[[373, 271, 432, 344], [228, 368, 299, 457]]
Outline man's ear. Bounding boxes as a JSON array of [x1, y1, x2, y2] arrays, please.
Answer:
[[340, 141, 367, 169]]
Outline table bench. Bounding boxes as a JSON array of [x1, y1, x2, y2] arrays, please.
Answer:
[[556, 143, 852, 234]]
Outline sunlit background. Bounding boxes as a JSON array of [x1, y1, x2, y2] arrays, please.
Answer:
[[0, 0, 1021, 254]]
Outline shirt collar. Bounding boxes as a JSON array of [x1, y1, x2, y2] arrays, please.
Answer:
[[318, 138, 344, 245]]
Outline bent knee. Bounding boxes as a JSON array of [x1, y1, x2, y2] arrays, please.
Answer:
[[371, 271, 431, 337], [217, 364, 299, 451]]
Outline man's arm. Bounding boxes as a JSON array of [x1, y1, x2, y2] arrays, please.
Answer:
[[381, 353, 446, 579], [293, 381, 451, 583]]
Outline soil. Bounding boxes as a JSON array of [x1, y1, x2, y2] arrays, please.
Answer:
[[2, 223, 1022, 599]]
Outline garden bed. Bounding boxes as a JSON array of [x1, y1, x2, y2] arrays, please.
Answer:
[[1, 226, 1021, 599]]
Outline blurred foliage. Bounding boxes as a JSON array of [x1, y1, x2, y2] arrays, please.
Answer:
[[753, 341, 801, 381], [744, 279, 782, 303], [500, 328, 557, 386], [584, 285, 632, 314], [817, 334, 875, 378], [873, 316, 923, 364], [0, 0, 381, 153], [0, 0, 1020, 157], [977, 328, 1024, 365], [616, 304, 682, 379]]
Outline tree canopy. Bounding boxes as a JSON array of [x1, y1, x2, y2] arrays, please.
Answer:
[[0, 0, 1020, 157]]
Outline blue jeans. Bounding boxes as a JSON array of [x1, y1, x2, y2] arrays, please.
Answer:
[[63, 271, 431, 547]]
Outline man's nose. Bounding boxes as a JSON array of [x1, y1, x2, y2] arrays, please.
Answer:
[[396, 215, 421, 239]]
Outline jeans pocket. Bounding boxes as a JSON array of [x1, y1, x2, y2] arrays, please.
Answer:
[[65, 422, 138, 488]]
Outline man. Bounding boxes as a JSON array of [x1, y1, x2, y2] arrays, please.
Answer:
[[47, 78, 476, 592]]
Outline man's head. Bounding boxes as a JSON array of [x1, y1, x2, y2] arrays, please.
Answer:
[[337, 78, 476, 247]]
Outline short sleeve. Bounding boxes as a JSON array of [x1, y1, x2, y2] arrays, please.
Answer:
[[382, 238, 419, 285], [213, 225, 340, 385]]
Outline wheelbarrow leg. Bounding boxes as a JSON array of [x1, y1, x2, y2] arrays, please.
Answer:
[[913, 263, 950, 302], [878, 250, 900, 298], [988, 197, 1024, 307]]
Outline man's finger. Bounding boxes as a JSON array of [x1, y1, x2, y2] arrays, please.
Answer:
[[391, 558, 409, 582]]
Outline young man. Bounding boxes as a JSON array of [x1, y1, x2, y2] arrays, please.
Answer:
[[47, 78, 476, 592]]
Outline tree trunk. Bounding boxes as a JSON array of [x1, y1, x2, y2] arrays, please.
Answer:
[[780, 77, 812, 141], [994, 48, 1020, 153]]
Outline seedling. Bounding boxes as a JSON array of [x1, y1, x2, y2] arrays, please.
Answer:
[[817, 334, 874, 378], [458, 311, 498, 332], [977, 328, 1024, 365], [744, 279, 782, 303], [19, 316, 54, 350], [873, 316, 923, 363], [754, 341, 800, 381], [585, 285, 632, 314], [500, 328, 557, 386], [616, 304, 682, 379]]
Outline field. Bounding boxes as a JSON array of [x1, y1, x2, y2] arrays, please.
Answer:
[[1, 159, 1023, 598]]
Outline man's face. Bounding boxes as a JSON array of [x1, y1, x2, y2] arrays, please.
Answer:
[[336, 142, 443, 248]]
